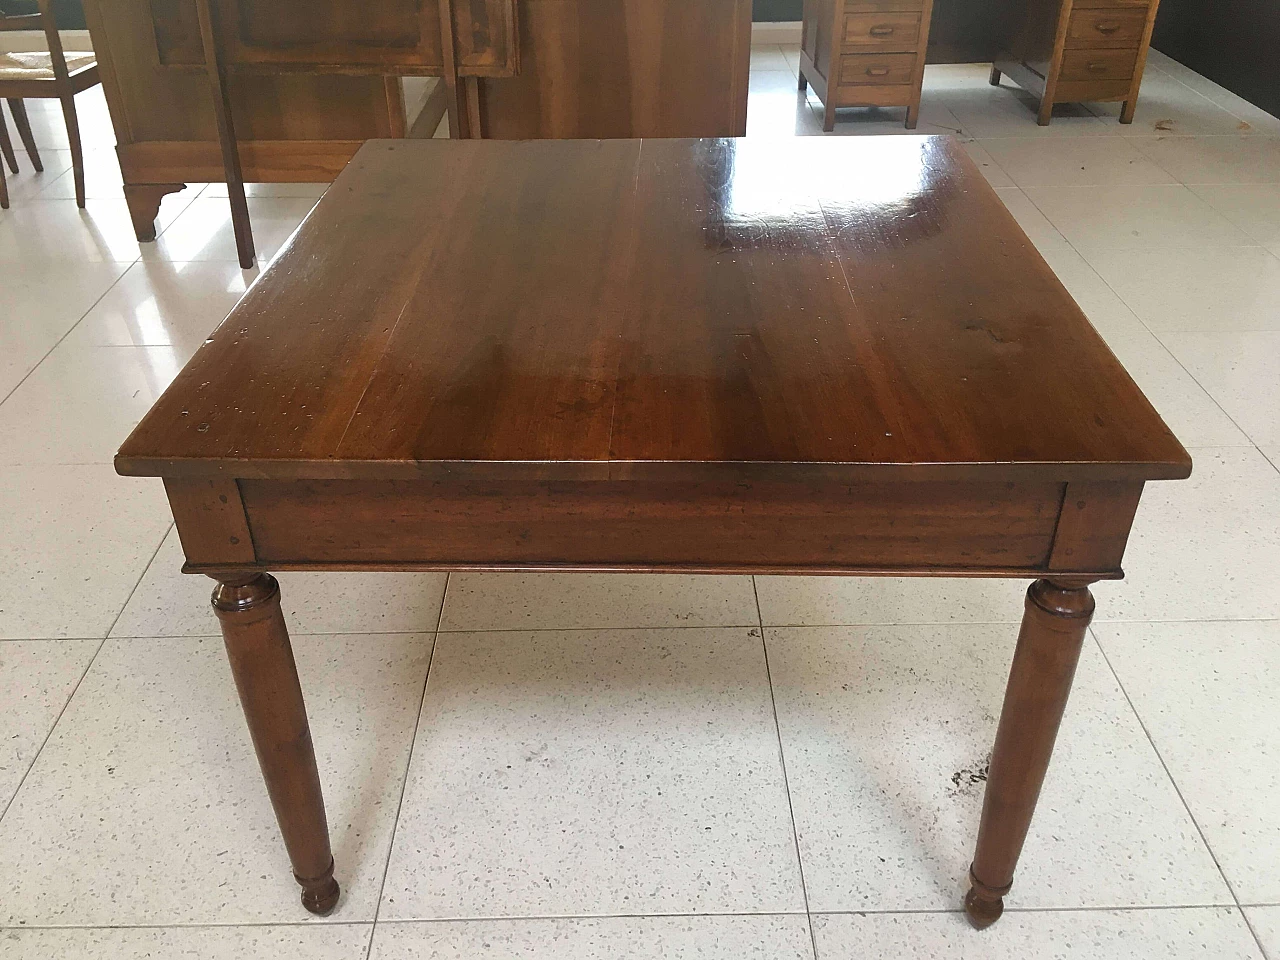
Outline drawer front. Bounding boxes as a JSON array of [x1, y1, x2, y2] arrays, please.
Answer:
[[1060, 46, 1141, 81], [838, 51, 918, 85], [238, 478, 1067, 575], [843, 12, 922, 51], [845, 0, 924, 11], [1055, 77, 1134, 103], [1066, 7, 1148, 48], [1072, 0, 1150, 7]]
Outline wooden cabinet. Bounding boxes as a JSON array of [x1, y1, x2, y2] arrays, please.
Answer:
[[799, 0, 934, 130], [475, 0, 752, 139], [993, 0, 1161, 124], [82, 0, 518, 243]]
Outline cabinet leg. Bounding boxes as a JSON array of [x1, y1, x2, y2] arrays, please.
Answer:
[[989, 66, 1002, 87], [905, 101, 920, 130], [1037, 97, 1054, 127], [798, 66, 808, 91], [123, 183, 187, 242], [964, 578, 1093, 929], [1120, 99, 1137, 124], [823, 99, 837, 133], [212, 573, 340, 916]]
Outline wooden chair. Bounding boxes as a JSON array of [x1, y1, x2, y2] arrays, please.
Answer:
[[0, 0, 99, 209]]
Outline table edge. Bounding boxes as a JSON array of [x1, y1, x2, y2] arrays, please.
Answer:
[[114, 454, 1193, 484]]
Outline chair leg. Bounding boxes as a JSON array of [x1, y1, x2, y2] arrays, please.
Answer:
[[195, 0, 256, 267], [59, 92, 86, 207], [0, 155, 8, 209], [8, 100, 42, 172], [0, 108, 17, 175]]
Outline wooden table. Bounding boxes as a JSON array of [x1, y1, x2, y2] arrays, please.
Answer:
[[116, 135, 1190, 927]]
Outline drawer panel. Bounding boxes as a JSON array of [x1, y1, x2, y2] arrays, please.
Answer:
[[1072, 0, 1150, 7], [1060, 46, 1141, 81], [843, 12, 922, 50], [1055, 77, 1133, 103], [1066, 7, 1148, 48], [838, 51, 918, 86], [845, 0, 924, 11], [239, 477, 1065, 574]]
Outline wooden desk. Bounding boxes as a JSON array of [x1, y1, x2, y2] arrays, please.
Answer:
[[116, 136, 1190, 926], [800, 0, 1161, 129]]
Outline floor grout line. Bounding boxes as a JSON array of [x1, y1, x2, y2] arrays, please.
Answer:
[[92, 612, 1280, 644], [0, 258, 139, 410], [1091, 629, 1270, 959], [1013, 184, 1268, 457], [0, 637, 105, 828], [1, 901, 1265, 934], [0, 527, 175, 829], [751, 576, 821, 960], [363, 572, 450, 955]]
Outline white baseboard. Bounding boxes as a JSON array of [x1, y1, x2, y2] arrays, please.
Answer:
[[752, 21, 802, 45], [0, 29, 92, 53]]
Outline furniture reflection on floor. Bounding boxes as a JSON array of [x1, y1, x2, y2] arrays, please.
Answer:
[[799, 0, 1161, 129], [0, 0, 98, 208], [116, 135, 1190, 925]]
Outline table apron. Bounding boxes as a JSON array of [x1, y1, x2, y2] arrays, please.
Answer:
[[163, 477, 1144, 580]]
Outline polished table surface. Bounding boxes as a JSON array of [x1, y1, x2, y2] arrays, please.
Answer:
[[117, 136, 1186, 486], [117, 135, 1190, 925]]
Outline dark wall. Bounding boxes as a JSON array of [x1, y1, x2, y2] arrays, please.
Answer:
[[1153, 0, 1280, 117], [0, 0, 86, 28], [753, 0, 802, 21]]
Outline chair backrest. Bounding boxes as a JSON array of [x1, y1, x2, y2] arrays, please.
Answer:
[[0, 0, 74, 84]]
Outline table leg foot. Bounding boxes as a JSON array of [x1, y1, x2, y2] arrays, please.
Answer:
[[963, 868, 1009, 929], [298, 857, 341, 915], [965, 578, 1093, 926], [212, 573, 339, 917]]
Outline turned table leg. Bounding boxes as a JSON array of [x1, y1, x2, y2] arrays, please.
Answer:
[[212, 573, 340, 915], [965, 578, 1094, 928]]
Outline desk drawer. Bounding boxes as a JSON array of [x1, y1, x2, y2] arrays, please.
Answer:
[[1066, 7, 1148, 48], [843, 12, 922, 50], [1073, 0, 1151, 7], [1060, 46, 1140, 81], [838, 52, 917, 85]]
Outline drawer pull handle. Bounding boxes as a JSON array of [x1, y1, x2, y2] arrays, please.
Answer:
[[1088, 60, 1107, 71], [1094, 20, 1121, 32], [869, 24, 895, 35], [866, 66, 891, 75]]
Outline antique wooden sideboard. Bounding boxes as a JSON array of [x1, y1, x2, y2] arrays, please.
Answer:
[[84, 0, 752, 256], [800, 0, 1161, 129]]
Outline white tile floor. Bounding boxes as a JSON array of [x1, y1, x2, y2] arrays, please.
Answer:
[[0, 41, 1277, 960]]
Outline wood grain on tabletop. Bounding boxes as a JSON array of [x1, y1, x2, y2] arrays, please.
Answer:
[[116, 136, 1190, 483]]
